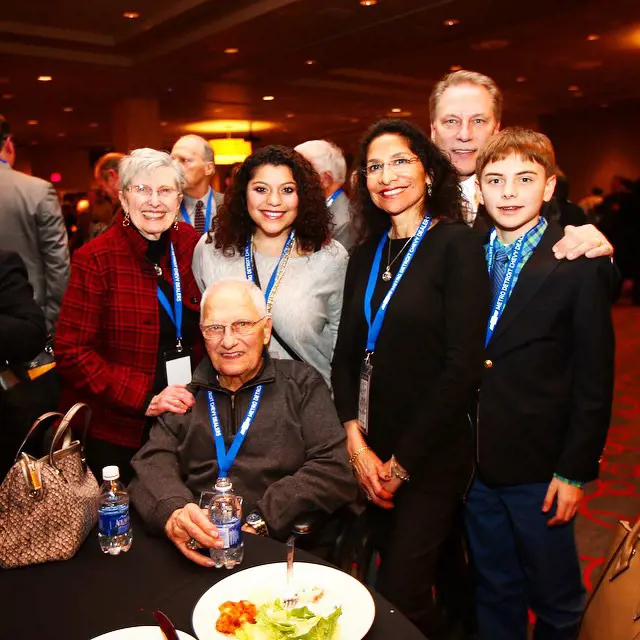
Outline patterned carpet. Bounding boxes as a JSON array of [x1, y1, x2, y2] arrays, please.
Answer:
[[576, 303, 640, 590]]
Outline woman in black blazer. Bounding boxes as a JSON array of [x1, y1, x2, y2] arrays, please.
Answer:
[[331, 119, 490, 638]]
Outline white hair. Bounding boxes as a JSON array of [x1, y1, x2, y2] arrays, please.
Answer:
[[201, 278, 267, 317], [119, 148, 186, 192], [294, 139, 347, 185]]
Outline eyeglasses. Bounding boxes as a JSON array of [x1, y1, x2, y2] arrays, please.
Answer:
[[363, 156, 421, 177], [126, 184, 180, 200], [200, 317, 267, 340]]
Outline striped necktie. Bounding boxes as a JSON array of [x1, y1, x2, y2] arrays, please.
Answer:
[[194, 200, 205, 234], [491, 247, 510, 306]]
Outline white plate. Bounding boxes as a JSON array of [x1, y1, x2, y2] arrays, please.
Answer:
[[191, 562, 375, 640], [91, 626, 196, 640]]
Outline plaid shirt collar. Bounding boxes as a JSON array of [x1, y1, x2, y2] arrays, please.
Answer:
[[485, 216, 548, 263]]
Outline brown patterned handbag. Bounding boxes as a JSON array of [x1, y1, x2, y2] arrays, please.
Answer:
[[578, 518, 640, 640], [0, 403, 100, 569]]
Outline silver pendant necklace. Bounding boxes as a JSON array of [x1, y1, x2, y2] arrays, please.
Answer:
[[382, 234, 414, 282]]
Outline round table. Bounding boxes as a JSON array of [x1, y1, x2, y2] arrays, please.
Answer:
[[0, 515, 426, 639]]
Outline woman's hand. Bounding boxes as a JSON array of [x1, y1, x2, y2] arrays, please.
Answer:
[[378, 459, 404, 496], [344, 420, 394, 509], [146, 385, 195, 416], [164, 503, 222, 567]]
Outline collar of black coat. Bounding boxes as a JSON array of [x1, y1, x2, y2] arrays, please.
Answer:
[[190, 348, 276, 394]]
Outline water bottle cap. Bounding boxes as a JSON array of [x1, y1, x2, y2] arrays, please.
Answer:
[[102, 465, 120, 481], [215, 476, 233, 492]]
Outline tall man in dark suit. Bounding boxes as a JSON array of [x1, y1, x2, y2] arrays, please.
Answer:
[[466, 128, 614, 640], [429, 70, 613, 260], [171, 135, 224, 234], [0, 115, 69, 333]]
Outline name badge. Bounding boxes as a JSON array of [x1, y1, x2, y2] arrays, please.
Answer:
[[358, 353, 373, 435], [164, 348, 193, 386]]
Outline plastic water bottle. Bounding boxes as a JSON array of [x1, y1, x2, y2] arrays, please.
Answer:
[[98, 465, 133, 555], [209, 477, 244, 569]]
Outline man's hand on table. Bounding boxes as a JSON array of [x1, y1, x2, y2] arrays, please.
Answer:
[[165, 503, 223, 567]]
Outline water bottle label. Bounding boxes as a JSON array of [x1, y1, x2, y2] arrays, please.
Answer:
[[99, 505, 130, 536], [217, 517, 241, 549]]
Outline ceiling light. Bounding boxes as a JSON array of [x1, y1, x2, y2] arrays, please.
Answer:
[[568, 85, 580, 92], [27, 120, 38, 125], [123, 11, 140, 19], [224, 48, 239, 54], [449, 65, 462, 71], [58, 133, 66, 138], [286, 113, 295, 118], [2, 93, 14, 100], [391, 108, 402, 113], [360, 0, 377, 6], [37, 76, 52, 82], [600, 103, 609, 108], [89, 122, 98, 128], [262, 95, 275, 101], [444, 19, 460, 26], [30, 140, 38, 146], [516, 76, 527, 83], [587, 34, 600, 41], [184, 119, 273, 134], [160, 121, 168, 127], [209, 139, 252, 165], [305, 60, 316, 65]]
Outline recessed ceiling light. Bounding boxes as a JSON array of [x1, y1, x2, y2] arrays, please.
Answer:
[[262, 95, 275, 101], [449, 65, 462, 72], [305, 60, 316, 65], [444, 19, 460, 26], [286, 113, 295, 118], [568, 85, 580, 92], [123, 11, 140, 19], [350, 118, 360, 123], [587, 34, 600, 41], [2, 93, 14, 100], [30, 140, 38, 146], [37, 75, 52, 82], [63, 106, 73, 112], [224, 48, 239, 54], [360, 0, 377, 6], [27, 120, 38, 125], [58, 133, 66, 138], [600, 103, 609, 108], [167, 87, 173, 93], [391, 108, 402, 113], [160, 121, 168, 127], [89, 122, 98, 128], [516, 76, 527, 83]]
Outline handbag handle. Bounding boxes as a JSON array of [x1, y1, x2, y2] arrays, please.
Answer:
[[48, 402, 93, 474], [13, 411, 64, 463], [610, 518, 640, 579]]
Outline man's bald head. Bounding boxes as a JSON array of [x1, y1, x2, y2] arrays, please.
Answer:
[[171, 135, 215, 197]]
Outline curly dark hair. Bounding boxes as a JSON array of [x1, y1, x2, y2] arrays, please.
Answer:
[[207, 145, 332, 254], [353, 119, 463, 243]]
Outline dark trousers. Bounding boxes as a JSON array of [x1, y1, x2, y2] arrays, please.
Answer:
[[368, 483, 461, 639], [465, 477, 585, 640]]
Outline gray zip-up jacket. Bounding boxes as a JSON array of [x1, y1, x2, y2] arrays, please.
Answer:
[[130, 353, 357, 539]]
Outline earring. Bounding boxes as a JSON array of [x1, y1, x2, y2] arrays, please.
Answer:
[[122, 211, 131, 227], [427, 184, 432, 197], [173, 215, 179, 230]]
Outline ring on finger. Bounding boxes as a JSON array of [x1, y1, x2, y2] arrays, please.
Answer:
[[186, 537, 200, 550]]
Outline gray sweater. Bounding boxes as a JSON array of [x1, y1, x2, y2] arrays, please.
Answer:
[[192, 237, 348, 387], [129, 354, 357, 539]]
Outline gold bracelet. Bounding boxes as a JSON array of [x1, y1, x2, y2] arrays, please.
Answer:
[[349, 446, 370, 466]]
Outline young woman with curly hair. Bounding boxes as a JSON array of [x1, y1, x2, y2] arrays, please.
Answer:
[[192, 145, 348, 387], [331, 119, 490, 637]]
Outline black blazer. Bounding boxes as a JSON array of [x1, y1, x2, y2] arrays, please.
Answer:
[[477, 222, 615, 486]]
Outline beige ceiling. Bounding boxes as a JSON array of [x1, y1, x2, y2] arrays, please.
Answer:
[[1, 0, 639, 152]]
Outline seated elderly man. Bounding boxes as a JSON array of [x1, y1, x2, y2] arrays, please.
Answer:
[[129, 278, 356, 567]]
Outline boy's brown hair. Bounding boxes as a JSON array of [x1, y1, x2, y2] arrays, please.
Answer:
[[476, 127, 557, 178]]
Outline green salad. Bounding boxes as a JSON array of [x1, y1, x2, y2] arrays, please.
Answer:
[[235, 599, 342, 640]]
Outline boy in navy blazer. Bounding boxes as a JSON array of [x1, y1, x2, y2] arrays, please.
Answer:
[[466, 128, 615, 640]]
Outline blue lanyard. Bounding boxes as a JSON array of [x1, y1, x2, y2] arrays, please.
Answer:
[[207, 386, 263, 478], [180, 190, 213, 232], [0, 159, 8, 165], [156, 243, 183, 348], [325, 187, 344, 208], [364, 216, 432, 352], [243, 231, 295, 303], [485, 219, 545, 346]]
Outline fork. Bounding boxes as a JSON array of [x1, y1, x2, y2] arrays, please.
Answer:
[[281, 535, 299, 609]]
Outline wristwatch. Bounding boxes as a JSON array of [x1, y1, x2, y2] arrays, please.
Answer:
[[245, 512, 269, 536]]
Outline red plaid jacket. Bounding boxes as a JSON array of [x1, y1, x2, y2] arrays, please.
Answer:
[[55, 213, 205, 448]]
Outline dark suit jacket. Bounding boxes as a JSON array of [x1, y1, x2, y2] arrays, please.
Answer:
[[477, 222, 615, 486]]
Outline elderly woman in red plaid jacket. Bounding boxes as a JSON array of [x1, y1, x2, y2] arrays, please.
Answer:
[[55, 148, 205, 483]]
